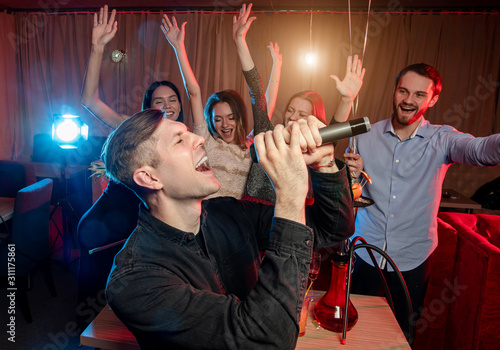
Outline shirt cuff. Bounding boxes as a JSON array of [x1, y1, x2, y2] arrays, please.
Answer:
[[268, 217, 314, 260], [309, 158, 347, 179]]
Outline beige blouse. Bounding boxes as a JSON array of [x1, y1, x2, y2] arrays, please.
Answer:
[[194, 123, 252, 199]]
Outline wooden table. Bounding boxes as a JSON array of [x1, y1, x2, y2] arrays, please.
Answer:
[[80, 305, 140, 350], [0, 197, 15, 222], [296, 292, 411, 349], [80, 293, 410, 350], [440, 188, 482, 213]]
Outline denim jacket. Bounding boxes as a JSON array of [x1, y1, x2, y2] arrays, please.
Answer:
[[106, 163, 354, 349]]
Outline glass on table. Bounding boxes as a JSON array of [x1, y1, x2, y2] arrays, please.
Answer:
[[299, 251, 321, 337], [298, 295, 311, 337], [309, 252, 321, 282]]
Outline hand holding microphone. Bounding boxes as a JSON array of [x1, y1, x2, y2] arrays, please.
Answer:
[[250, 116, 372, 163]]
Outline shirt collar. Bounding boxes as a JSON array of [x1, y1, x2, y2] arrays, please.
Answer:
[[385, 116, 429, 140], [138, 203, 197, 245]]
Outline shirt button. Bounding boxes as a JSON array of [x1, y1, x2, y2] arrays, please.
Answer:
[[396, 159, 400, 163], [305, 240, 313, 247], [390, 214, 394, 218], [394, 177, 397, 181], [302, 281, 307, 288], [187, 234, 195, 241], [199, 251, 204, 256], [392, 195, 396, 199], [388, 233, 392, 236]]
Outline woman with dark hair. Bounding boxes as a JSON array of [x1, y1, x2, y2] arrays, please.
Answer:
[[162, 3, 274, 199], [80, 6, 184, 128], [203, 90, 249, 150], [140, 81, 184, 123]]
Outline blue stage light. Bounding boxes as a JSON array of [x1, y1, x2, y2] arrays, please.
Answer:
[[52, 114, 88, 149]]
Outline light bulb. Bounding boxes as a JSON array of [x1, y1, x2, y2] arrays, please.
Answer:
[[305, 52, 317, 66], [55, 119, 80, 142], [111, 50, 124, 62]]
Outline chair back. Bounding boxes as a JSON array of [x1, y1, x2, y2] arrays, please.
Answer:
[[11, 179, 53, 274], [76, 181, 140, 328], [0, 160, 37, 198]]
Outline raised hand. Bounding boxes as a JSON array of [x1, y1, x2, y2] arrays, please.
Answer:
[[233, 3, 257, 43], [92, 5, 118, 48], [267, 42, 282, 67], [161, 15, 186, 50], [331, 55, 366, 101]]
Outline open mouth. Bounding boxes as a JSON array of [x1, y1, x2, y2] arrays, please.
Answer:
[[195, 156, 211, 172], [400, 105, 416, 113], [162, 109, 175, 117]]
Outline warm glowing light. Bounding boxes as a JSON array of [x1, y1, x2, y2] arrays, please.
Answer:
[[305, 52, 317, 66]]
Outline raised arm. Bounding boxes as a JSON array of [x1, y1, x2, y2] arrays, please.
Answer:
[[330, 54, 366, 123], [81, 5, 127, 130], [232, 3, 256, 71], [255, 116, 354, 242], [161, 15, 205, 127], [265, 42, 282, 121], [107, 119, 353, 349], [233, 3, 272, 135]]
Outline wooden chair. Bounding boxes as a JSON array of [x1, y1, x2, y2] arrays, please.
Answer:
[[0, 178, 56, 322]]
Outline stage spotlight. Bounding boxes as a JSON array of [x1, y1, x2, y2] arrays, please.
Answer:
[[52, 114, 88, 149], [305, 52, 317, 66]]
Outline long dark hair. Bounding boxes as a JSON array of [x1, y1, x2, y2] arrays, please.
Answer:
[[142, 81, 184, 123], [204, 89, 248, 148]]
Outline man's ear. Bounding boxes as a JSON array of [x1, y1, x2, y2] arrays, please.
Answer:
[[429, 94, 439, 108], [133, 166, 163, 190]]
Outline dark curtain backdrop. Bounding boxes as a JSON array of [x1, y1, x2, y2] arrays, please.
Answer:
[[0, 10, 499, 196]]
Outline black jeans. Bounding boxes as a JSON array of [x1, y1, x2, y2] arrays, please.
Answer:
[[350, 254, 431, 342]]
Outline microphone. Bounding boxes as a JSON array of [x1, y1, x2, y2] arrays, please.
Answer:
[[249, 116, 371, 163]]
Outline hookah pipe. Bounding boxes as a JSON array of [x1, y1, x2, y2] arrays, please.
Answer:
[[331, 169, 415, 346], [313, 169, 373, 336], [344, 237, 415, 346], [314, 168, 415, 346]]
